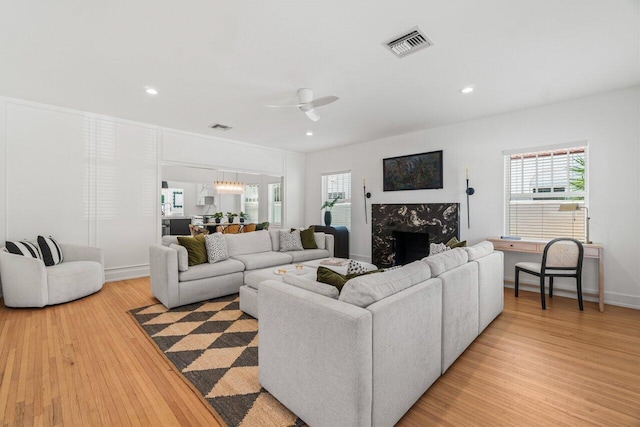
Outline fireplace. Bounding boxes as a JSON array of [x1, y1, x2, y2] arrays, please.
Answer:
[[371, 203, 459, 268], [392, 231, 429, 265]]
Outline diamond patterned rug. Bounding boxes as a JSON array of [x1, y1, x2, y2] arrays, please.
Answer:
[[128, 294, 304, 427]]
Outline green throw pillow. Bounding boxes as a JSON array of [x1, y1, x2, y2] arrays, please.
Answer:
[[317, 266, 382, 292], [177, 234, 208, 266], [445, 236, 467, 249], [292, 226, 317, 249]]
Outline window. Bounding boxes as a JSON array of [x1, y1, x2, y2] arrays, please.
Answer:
[[322, 172, 351, 229], [504, 144, 588, 241], [243, 184, 259, 223], [268, 182, 282, 225]]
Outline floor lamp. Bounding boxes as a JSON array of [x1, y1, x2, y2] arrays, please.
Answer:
[[558, 203, 591, 244]]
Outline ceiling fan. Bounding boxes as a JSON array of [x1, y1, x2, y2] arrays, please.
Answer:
[[266, 88, 339, 122]]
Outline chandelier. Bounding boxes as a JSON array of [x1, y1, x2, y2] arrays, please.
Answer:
[[214, 180, 244, 194], [214, 172, 244, 194]]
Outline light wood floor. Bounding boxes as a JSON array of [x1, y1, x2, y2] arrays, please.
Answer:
[[1, 278, 639, 426]]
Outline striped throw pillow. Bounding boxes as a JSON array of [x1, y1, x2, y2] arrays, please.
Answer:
[[37, 236, 64, 266], [6, 240, 42, 259]]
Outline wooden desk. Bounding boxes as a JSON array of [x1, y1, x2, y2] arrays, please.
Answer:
[[488, 237, 605, 312]]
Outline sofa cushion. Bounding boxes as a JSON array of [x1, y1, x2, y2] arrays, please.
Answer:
[[231, 251, 293, 270], [224, 230, 272, 257], [269, 229, 281, 252], [463, 241, 494, 261], [169, 244, 189, 272], [161, 235, 180, 246], [6, 240, 41, 259], [299, 227, 317, 249], [47, 261, 103, 305], [339, 261, 431, 308], [178, 258, 245, 282], [37, 236, 64, 266], [205, 233, 230, 263], [279, 230, 304, 252], [313, 232, 326, 250], [286, 248, 331, 263], [422, 247, 468, 277], [177, 235, 208, 266], [283, 273, 339, 299]]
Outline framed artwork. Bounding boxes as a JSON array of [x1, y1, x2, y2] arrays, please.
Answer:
[[383, 150, 443, 191]]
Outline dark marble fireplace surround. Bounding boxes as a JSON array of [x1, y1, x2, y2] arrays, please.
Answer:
[[372, 203, 459, 268]]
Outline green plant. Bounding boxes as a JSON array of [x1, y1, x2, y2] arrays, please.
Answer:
[[569, 157, 585, 192], [239, 211, 248, 219], [226, 212, 238, 219], [320, 196, 340, 212], [212, 212, 224, 220]]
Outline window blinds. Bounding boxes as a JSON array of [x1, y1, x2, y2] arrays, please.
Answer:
[[504, 146, 588, 241]]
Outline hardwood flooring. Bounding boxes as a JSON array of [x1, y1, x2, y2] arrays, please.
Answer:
[[1, 278, 639, 426]]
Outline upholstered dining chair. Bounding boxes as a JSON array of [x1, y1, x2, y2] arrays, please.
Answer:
[[241, 223, 257, 233], [222, 224, 241, 234], [515, 238, 584, 310]]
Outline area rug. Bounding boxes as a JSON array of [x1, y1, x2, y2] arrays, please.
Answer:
[[128, 294, 304, 427]]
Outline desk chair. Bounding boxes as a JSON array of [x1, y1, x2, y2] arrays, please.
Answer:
[[515, 238, 584, 310]]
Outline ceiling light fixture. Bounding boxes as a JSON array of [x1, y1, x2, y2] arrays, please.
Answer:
[[214, 172, 244, 195], [145, 87, 159, 95], [460, 86, 474, 94], [306, 131, 313, 136]]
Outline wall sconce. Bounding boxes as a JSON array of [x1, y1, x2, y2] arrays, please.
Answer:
[[558, 203, 591, 244], [465, 168, 475, 228]]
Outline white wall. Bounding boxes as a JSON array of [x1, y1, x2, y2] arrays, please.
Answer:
[[0, 97, 305, 290], [304, 87, 640, 309]]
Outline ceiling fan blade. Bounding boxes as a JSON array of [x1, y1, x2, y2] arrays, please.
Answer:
[[304, 108, 320, 122], [308, 96, 339, 108], [265, 103, 304, 108]]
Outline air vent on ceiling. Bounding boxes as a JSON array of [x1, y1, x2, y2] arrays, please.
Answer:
[[210, 123, 232, 131], [383, 26, 433, 58]]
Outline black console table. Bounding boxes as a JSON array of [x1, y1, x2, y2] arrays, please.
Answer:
[[312, 225, 349, 258]]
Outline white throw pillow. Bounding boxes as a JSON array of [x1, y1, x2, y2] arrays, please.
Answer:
[[205, 233, 230, 264], [170, 243, 189, 272], [6, 240, 41, 260], [313, 232, 326, 250], [279, 230, 304, 252], [347, 259, 367, 275], [429, 242, 450, 256]]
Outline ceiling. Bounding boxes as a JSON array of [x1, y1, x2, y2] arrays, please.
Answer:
[[0, 1, 638, 153]]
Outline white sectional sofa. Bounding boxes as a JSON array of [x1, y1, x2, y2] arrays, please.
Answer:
[[149, 229, 334, 308], [258, 241, 503, 427]]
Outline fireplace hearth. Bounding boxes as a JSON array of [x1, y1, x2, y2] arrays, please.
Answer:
[[372, 203, 459, 268]]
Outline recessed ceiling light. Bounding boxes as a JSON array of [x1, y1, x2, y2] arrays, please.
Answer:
[[460, 86, 474, 94], [306, 131, 313, 136], [145, 87, 159, 95]]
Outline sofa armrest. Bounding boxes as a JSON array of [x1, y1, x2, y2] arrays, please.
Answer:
[[258, 280, 372, 427], [325, 234, 335, 257], [0, 252, 48, 307], [60, 243, 105, 283], [149, 245, 180, 308], [282, 274, 339, 299]]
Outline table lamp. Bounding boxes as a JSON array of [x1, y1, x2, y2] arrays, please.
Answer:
[[558, 203, 591, 244]]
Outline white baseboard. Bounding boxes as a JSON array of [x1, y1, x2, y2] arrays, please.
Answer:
[[504, 277, 640, 310], [105, 265, 150, 282]]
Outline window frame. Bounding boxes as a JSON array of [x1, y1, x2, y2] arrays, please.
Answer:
[[321, 170, 352, 230]]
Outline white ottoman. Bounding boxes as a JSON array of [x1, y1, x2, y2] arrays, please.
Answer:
[[239, 259, 377, 318]]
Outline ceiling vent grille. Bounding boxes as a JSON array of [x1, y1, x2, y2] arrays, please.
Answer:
[[383, 27, 433, 58], [210, 123, 232, 131]]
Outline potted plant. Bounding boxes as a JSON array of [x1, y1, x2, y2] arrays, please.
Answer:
[[213, 212, 224, 224], [320, 196, 340, 227], [239, 211, 249, 223], [226, 212, 238, 223]]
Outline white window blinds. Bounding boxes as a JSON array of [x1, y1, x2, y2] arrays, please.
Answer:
[[504, 145, 588, 241], [243, 184, 259, 223], [322, 172, 351, 229]]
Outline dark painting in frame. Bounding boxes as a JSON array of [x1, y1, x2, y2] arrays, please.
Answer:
[[383, 150, 443, 191]]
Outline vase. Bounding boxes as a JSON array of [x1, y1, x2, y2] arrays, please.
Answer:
[[324, 211, 332, 227], [228, 217, 235, 223], [240, 218, 245, 223], [215, 219, 221, 224]]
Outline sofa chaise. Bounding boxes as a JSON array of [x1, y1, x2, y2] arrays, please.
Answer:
[[258, 241, 503, 427]]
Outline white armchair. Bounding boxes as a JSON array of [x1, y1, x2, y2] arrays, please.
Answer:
[[0, 243, 104, 308]]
